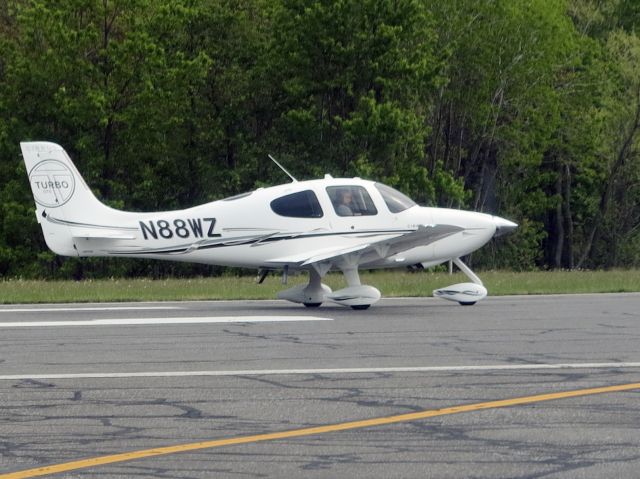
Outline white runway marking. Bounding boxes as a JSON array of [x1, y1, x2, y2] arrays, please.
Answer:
[[0, 306, 182, 313], [0, 316, 333, 327], [1, 362, 639, 380]]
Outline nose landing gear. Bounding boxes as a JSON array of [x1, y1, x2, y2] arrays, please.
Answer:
[[433, 257, 487, 305]]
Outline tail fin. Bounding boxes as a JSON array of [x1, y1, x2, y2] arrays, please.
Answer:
[[21, 141, 131, 256]]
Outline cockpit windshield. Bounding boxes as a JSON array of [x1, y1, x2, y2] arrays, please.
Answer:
[[374, 183, 417, 213]]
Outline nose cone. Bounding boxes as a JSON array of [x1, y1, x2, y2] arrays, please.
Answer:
[[493, 216, 518, 237]]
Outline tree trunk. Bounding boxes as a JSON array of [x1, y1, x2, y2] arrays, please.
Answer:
[[553, 163, 564, 268], [563, 163, 574, 269]]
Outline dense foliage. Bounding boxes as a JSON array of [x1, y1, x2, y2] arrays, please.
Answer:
[[0, 0, 639, 278]]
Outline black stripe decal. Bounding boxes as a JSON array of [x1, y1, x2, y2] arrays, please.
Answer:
[[104, 229, 416, 256]]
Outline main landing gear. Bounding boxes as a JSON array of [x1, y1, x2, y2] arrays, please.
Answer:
[[324, 267, 381, 310], [277, 263, 381, 310], [276, 268, 332, 307]]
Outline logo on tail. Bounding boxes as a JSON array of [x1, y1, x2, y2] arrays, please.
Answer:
[[28, 159, 76, 207]]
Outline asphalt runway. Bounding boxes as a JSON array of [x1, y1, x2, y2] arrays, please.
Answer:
[[1, 294, 640, 478]]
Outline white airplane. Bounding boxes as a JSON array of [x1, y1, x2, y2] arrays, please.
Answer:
[[21, 141, 517, 309]]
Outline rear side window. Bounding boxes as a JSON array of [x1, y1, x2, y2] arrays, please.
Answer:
[[270, 190, 323, 218], [326, 186, 378, 216]]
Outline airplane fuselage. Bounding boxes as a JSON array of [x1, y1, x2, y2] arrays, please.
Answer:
[[46, 177, 498, 271]]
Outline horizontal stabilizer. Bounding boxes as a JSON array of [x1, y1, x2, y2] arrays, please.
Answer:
[[72, 231, 137, 240]]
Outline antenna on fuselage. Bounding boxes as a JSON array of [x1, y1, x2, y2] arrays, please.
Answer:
[[268, 154, 298, 183]]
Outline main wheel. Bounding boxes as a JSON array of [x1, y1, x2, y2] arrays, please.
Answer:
[[459, 301, 476, 306], [303, 302, 322, 308], [351, 304, 371, 310]]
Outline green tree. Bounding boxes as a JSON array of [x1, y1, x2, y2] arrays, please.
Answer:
[[0, 0, 214, 276], [266, 0, 461, 204], [428, 0, 579, 269], [2, 0, 640, 278], [575, 29, 640, 268]]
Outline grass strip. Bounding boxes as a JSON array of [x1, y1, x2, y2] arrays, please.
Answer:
[[1, 269, 639, 304]]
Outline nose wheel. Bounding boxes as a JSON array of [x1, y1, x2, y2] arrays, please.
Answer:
[[433, 258, 487, 305]]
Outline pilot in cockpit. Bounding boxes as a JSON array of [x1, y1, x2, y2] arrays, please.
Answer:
[[336, 189, 354, 216]]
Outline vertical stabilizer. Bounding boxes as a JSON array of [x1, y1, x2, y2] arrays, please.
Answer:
[[20, 142, 118, 256]]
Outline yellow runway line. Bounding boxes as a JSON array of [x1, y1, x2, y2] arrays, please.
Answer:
[[2, 382, 640, 479]]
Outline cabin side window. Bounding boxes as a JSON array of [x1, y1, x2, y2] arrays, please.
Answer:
[[326, 186, 378, 217], [270, 190, 324, 218]]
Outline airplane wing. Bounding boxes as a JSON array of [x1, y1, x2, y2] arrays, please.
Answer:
[[266, 224, 462, 268]]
